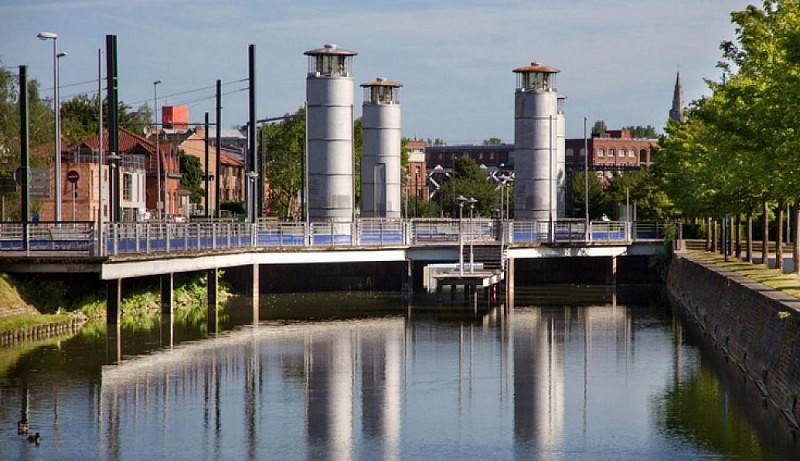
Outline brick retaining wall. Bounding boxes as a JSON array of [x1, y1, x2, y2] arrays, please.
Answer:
[[667, 253, 800, 432]]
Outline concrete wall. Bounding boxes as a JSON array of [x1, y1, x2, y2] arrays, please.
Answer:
[[667, 254, 800, 431]]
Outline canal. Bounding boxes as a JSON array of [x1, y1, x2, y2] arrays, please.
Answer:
[[0, 285, 796, 460]]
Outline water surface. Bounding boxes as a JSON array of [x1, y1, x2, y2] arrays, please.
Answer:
[[0, 286, 795, 460]]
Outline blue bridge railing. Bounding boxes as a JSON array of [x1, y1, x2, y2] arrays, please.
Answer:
[[0, 218, 670, 257]]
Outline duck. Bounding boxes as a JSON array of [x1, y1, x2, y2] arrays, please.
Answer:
[[27, 432, 40, 444]]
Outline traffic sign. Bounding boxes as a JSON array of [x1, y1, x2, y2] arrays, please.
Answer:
[[67, 170, 80, 183]]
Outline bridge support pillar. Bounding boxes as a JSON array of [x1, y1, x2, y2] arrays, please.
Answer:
[[106, 323, 121, 365], [608, 256, 617, 285], [506, 259, 515, 305], [161, 273, 173, 314], [403, 260, 413, 297], [106, 279, 122, 324], [250, 264, 259, 322], [160, 309, 173, 349], [207, 268, 218, 334]]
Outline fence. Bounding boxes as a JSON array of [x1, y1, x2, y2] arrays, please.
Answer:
[[0, 219, 670, 256]]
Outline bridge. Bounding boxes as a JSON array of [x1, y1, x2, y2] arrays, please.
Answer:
[[0, 218, 670, 323]]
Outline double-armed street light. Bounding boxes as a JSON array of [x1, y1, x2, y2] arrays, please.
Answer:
[[38, 31, 65, 221], [456, 195, 478, 275]]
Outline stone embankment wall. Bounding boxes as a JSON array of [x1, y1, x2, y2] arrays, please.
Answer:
[[667, 253, 800, 432], [0, 317, 86, 347]]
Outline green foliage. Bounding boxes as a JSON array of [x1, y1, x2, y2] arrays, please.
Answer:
[[482, 137, 503, 145], [622, 125, 659, 138], [591, 120, 607, 136], [566, 171, 606, 219], [437, 156, 497, 217], [180, 150, 204, 204], [263, 107, 304, 219], [654, 0, 800, 249]]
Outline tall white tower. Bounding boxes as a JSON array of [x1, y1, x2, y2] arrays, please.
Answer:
[[361, 77, 402, 219], [304, 44, 357, 223], [512, 61, 562, 222]]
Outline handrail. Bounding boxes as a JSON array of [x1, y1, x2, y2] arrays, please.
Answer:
[[0, 219, 672, 256]]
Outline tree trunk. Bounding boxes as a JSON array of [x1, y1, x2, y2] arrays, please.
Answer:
[[705, 217, 712, 251], [746, 212, 753, 263], [762, 199, 770, 268], [776, 200, 784, 272], [710, 218, 717, 252], [794, 203, 800, 275], [735, 214, 741, 259]]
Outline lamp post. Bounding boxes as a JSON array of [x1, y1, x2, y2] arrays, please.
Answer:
[[153, 80, 162, 220], [457, 195, 467, 276], [38, 31, 63, 221], [107, 152, 121, 222], [467, 197, 477, 273], [247, 171, 259, 223]]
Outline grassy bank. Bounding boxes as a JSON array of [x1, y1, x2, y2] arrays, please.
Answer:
[[685, 250, 800, 298], [0, 271, 231, 336]]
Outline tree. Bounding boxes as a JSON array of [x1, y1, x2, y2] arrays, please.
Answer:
[[591, 120, 607, 136], [482, 137, 503, 146], [179, 150, 204, 207], [622, 125, 659, 139], [566, 171, 606, 219], [437, 156, 497, 217], [263, 107, 304, 219], [60, 93, 151, 144]]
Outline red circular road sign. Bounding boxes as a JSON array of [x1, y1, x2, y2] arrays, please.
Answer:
[[66, 170, 80, 183]]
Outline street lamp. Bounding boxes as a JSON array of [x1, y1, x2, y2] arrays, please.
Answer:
[[467, 197, 477, 273], [38, 31, 63, 221], [153, 80, 162, 220], [457, 195, 467, 276]]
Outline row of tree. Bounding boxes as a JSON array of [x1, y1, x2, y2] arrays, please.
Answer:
[[654, 0, 800, 272]]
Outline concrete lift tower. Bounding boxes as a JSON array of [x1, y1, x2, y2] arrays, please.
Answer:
[[512, 61, 564, 224], [304, 44, 357, 223], [360, 77, 402, 219]]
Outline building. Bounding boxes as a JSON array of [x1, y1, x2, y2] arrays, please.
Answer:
[[405, 140, 428, 203], [53, 128, 177, 222], [669, 71, 686, 123], [565, 129, 657, 181], [176, 126, 245, 215]]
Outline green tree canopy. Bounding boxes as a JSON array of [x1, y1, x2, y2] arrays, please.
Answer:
[[179, 150, 204, 206], [437, 156, 497, 217]]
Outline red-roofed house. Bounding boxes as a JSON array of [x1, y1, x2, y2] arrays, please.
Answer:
[[51, 127, 186, 222]]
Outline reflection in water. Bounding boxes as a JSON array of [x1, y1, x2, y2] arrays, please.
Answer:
[[513, 309, 565, 455], [0, 288, 796, 460]]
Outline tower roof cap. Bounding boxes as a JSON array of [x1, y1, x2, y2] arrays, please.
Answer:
[[304, 43, 358, 56], [513, 61, 560, 74], [360, 77, 402, 88]]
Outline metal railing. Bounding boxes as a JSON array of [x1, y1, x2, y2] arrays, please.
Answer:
[[0, 219, 669, 257]]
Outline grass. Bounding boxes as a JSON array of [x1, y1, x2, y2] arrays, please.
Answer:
[[0, 313, 74, 335], [686, 249, 800, 298]]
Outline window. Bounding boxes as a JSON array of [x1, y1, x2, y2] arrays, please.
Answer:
[[566, 148, 574, 157], [618, 149, 624, 157], [597, 149, 604, 157], [628, 148, 635, 158], [608, 149, 615, 157], [580, 148, 585, 157], [122, 173, 132, 201]]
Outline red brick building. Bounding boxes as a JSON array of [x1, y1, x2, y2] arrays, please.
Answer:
[[565, 129, 656, 181]]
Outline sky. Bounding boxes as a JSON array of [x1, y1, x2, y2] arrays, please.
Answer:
[[1, 0, 750, 144]]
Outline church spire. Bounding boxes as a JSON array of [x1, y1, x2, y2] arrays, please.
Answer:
[[669, 70, 686, 123]]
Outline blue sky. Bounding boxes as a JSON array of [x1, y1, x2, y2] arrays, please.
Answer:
[[1, 0, 747, 143]]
